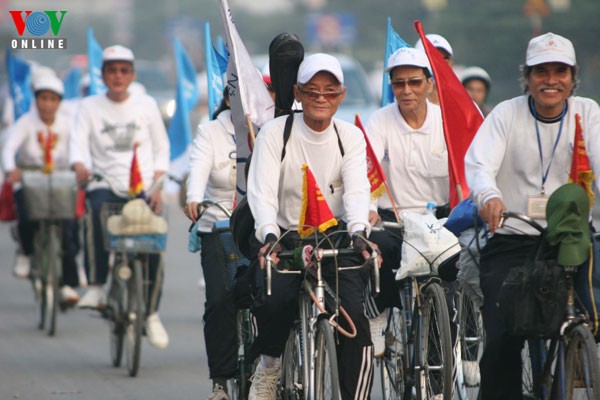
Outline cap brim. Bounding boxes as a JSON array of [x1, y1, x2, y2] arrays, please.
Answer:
[[558, 242, 590, 266], [526, 54, 575, 66]]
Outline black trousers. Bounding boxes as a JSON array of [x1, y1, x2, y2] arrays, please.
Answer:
[[84, 189, 163, 312], [14, 189, 80, 287], [478, 234, 540, 400], [199, 232, 238, 379], [250, 228, 374, 400]]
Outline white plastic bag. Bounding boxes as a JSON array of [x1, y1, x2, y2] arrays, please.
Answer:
[[396, 211, 460, 280]]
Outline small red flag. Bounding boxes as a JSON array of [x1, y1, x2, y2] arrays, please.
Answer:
[[414, 21, 484, 208], [298, 164, 338, 238], [355, 115, 386, 199], [129, 142, 145, 199], [568, 113, 595, 205], [38, 130, 57, 174]]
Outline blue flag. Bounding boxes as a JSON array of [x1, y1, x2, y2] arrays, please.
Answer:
[[5, 49, 32, 120], [87, 27, 106, 95], [63, 67, 81, 99], [381, 18, 410, 106], [205, 22, 228, 120], [168, 37, 199, 160]]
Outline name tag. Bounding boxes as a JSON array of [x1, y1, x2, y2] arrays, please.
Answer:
[[527, 195, 548, 219]]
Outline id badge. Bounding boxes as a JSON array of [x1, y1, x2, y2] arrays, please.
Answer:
[[527, 195, 548, 219]]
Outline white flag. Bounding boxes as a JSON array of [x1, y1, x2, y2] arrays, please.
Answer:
[[219, 0, 275, 198]]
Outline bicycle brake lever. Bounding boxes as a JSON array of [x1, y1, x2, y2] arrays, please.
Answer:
[[371, 250, 380, 294], [266, 255, 273, 296]]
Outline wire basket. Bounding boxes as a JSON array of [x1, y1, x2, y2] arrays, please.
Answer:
[[100, 201, 168, 253], [21, 170, 77, 220]]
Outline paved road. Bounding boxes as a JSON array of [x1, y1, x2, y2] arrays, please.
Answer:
[[0, 199, 212, 399]]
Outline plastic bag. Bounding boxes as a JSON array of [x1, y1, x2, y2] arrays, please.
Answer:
[[0, 181, 17, 221], [396, 211, 460, 280]]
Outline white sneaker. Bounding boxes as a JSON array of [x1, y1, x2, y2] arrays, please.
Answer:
[[60, 285, 80, 307], [207, 383, 230, 400], [248, 363, 279, 400], [370, 309, 388, 358], [13, 254, 31, 278], [77, 286, 106, 309], [146, 312, 169, 349], [463, 360, 481, 386]]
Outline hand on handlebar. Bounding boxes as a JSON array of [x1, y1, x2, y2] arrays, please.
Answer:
[[258, 233, 284, 270], [184, 201, 199, 222], [480, 197, 506, 234], [368, 210, 381, 227], [72, 162, 90, 184], [352, 231, 383, 266]]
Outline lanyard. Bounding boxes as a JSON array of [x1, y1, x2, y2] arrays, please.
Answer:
[[532, 100, 566, 195]]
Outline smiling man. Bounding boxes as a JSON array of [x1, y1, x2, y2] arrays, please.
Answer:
[[465, 32, 600, 399]]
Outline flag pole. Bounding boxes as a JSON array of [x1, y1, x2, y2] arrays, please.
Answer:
[[382, 181, 401, 223], [246, 114, 256, 145]]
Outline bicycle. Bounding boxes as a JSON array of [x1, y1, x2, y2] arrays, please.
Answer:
[[264, 228, 380, 400], [374, 219, 455, 400], [499, 211, 600, 400], [21, 169, 79, 337], [87, 173, 175, 377], [194, 199, 256, 400]]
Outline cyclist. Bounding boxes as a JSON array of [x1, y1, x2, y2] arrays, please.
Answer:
[[184, 91, 237, 400], [461, 66, 493, 117], [465, 32, 600, 399], [2, 74, 81, 306], [365, 47, 449, 357], [246, 53, 380, 400], [69, 45, 171, 349], [415, 33, 454, 106]]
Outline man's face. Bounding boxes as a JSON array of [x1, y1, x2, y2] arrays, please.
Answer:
[[390, 66, 432, 114], [35, 90, 61, 123], [526, 62, 574, 118], [437, 48, 454, 67], [102, 61, 135, 96], [464, 79, 488, 108], [294, 71, 345, 123]]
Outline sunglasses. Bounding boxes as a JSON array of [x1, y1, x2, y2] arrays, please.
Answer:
[[104, 66, 134, 75], [299, 87, 344, 101], [390, 78, 426, 89]]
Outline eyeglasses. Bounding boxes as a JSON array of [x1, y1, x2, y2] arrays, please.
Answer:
[[390, 78, 426, 89], [299, 87, 344, 101], [104, 66, 134, 75]]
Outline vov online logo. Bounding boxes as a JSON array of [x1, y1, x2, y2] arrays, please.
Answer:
[[9, 10, 68, 50]]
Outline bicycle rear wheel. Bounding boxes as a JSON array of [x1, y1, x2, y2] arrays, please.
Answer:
[[564, 324, 600, 400], [381, 307, 408, 400], [417, 282, 453, 400], [107, 276, 125, 367], [125, 259, 144, 377], [314, 318, 341, 400], [457, 289, 484, 391]]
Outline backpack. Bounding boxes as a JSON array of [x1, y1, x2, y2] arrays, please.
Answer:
[[230, 113, 344, 259]]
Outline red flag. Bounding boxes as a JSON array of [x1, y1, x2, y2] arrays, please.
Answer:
[[298, 164, 338, 238], [355, 114, 386, 198], [38, 130, 57, 174], [568, 113, 595, 205], [129, 142, 145, 199], [414, 21, 484, 208]]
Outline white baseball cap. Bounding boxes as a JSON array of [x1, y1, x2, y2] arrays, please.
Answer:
[[297, 53, 344, 85], [526, 32, 576, 67], [461, 66, 491, 87], [102, 45, 135, 63], [415, 34, 453, 56], [385, 47, 430, 72], [33, 75, 64, 96]]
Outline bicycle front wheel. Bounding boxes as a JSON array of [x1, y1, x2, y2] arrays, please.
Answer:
[[281, 323, 303, 400], [417, 282, 453, 400], [45, 226, 61, 337], [314, 319, 341, 400], [564, 324, 600, 400], [125, 259, 144, 377], [381, 307, 408, 400], [107, 277, 125, 367]]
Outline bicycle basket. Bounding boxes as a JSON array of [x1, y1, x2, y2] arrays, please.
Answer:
[[498, 258, 567, 338], [100, 200, 168, 253], [21, 170, 77, 220]]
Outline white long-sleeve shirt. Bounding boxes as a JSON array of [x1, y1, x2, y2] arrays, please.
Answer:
[[186, 110, 236, 232], [247, 113, 371, 242], [2, 109, 71, 172], [465, 95, 600, 234], [365, 100, 449, 213], [69, 92, 169, 194]]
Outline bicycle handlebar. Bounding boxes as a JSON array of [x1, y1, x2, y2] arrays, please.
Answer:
[[371, 220, 403, 232], [499, 211, 545, 234], [197, 200, 233, 219]]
